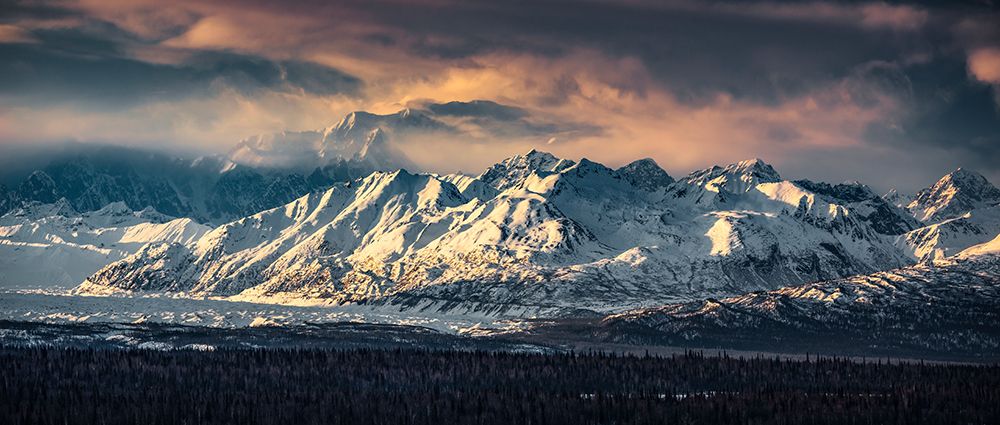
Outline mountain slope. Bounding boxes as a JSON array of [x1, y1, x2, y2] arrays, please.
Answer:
[[0, 200, 210, 288], [599, 245, 1000, 358], [792, 180, 918, 235], [895, 206, 1000, 262], [79, 151, 916, 314], [957, 233, 1000, 257], [889, 169, 1000, 262]]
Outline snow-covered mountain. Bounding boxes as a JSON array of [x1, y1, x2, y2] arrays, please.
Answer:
[[615, 158, 675, 191], [895, 208, 1000, 262], [0, 200, 210, 288], [229, 109, 437, 170], [0, 145, 358, 225], [891, 169, 1000, 262], [601, 238, 1000, 358], [907, 168, 1000, 223], [79, 150, 923, 315]]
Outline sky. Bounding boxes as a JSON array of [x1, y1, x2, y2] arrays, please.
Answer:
[[1, 0, 999, 192]]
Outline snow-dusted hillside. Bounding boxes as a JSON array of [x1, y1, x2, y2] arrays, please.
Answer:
[[0, 200, 210, 288], [602, 240, 1000, 357], [956, 233, 1000, 258], [79, 150, 924, 315]]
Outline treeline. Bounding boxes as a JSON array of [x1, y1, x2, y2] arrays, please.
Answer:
[[1, 347, 998, 425]]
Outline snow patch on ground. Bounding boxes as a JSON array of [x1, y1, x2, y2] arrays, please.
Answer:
[[0, 288, 516, 335]]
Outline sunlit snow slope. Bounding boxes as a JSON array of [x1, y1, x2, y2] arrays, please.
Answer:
[[79, 150, 931, 315], [0, 200, 209, 288]]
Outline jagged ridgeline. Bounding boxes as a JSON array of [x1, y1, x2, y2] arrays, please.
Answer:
[[77, 149, 938, 314]]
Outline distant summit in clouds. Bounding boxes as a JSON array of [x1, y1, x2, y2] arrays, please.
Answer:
[[229, 108, 434, 171], [228, 100, 600, 171]]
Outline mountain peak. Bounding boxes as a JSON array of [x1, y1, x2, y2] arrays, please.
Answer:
[[94, 201, 133, 216], [505, 149, 562, 168], [941, 168, 991, 188], [336, 111, 377, 131], [882, 188, 911, 209], [521, 148, 553, 160], [616, 158, 674, 191], [478, 150, 575, 192], [737, 157, 766, 166], [731, 158, 781, 182], [909, 168, 1000, 222], [230, 108, 424, 171], [682, 158, 781, 193], [3, 198, 78, 222]]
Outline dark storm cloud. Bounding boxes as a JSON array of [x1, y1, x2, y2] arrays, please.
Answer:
[[427, 100, 528, 121], [303, 0, 929, 103], [890, 56, 1000, 176], [1, 0, 987, 106], [1, 0, 999, 189], [0, 34, 361, 109], [419, 100, 604, 141]]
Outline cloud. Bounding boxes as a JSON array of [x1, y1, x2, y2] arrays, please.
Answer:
[[77, 4, 199, 40], [859, 3, 927, 31], [346, 48, 911, 180], [425, 100, 527, 121], [967, 47, 1000, 108], [0, 34, 361, 108], [0, 24, 38, 43], [0, 0, 997, 192], [697, 1, 928, 31], [969, 48, 1000, 85], [0, 87, 365, 151]]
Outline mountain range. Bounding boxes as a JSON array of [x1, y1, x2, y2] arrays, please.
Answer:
[[3, 131, 999, 359], [66, 148, 999, 318], [2, 103, 998, 339]]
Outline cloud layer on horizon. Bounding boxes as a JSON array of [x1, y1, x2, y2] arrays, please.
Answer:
[[0, 0, 998, 192]]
